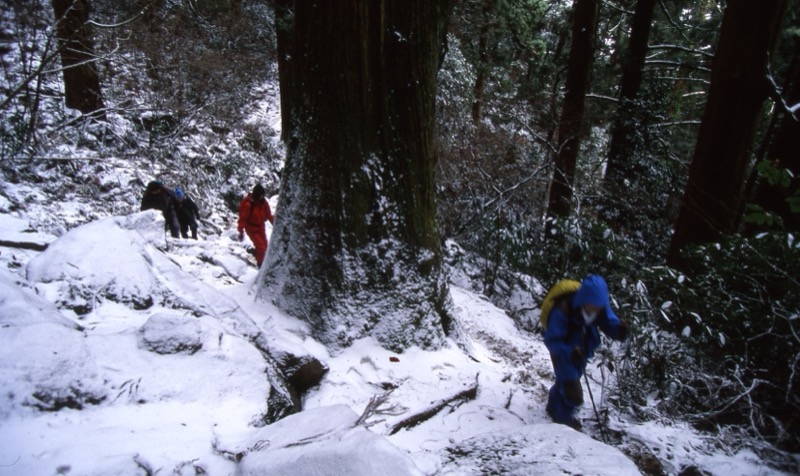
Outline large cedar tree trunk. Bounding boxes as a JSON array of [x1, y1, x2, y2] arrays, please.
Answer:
[[545, 0, 599, 225], [259, 1, 457, 352], [668, 0, 788, 267], [51, 0, 104, 116], [601, 0, 657, 230]]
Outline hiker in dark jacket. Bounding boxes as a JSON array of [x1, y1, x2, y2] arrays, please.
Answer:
[[237, 183, 274, 267], [141, 180, 180, 238], [543, 274, 629, 429], [174, 187, 200, 239]]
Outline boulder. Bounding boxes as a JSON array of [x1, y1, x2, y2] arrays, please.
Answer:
[[139, 313, 203, 354], [233, 405, 424, 476]]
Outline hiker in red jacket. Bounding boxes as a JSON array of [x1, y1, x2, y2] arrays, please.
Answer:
[[237, 184, 274, 267]]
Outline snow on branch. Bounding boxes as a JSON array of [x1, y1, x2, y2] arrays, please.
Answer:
[[355, 388, 408, 429], [767, 61, 800, 122], [387, 374, 480, 435], [643, 59, 711, 73], [648, 44, 715, 58]]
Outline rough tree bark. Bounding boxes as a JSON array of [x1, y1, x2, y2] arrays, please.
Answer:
[[51, 0, 104, 116], [545, 0, 599, 226], [471, 0, 495, 126], [274, 0, 294, 143], [668, 0, 789, 268], [260, 1, 458, 352], [601, 0, 657, 231]]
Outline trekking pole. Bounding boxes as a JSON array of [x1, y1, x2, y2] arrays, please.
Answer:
[[584, 372, 608, 443]]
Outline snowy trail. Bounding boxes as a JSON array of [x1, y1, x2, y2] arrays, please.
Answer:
[[0, 210, 792, 475]]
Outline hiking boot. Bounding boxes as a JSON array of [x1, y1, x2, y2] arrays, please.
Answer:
[[567, 418, 582, 431], [546, 404, 581, 431]]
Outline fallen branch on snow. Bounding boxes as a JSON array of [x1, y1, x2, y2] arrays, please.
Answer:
[[356, 388, 407, 429], [387, 373, 479, 435], [0, 238, 48, 251]]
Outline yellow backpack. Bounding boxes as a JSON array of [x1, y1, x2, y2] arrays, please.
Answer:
[[539, 279, 581, 330]]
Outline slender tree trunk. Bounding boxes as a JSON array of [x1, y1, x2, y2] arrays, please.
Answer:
[[262, 1, 458, 352], [667, 0, 788, 268], [545, 25, 570, 144], [601, 0, 657, 230], [51, 0, 104, 116], [546, 0, 599, 224], [471, 0, 495, 125], [749, 56, 800, 232]]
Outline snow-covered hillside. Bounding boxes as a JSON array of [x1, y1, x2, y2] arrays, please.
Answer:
[[0, 192, 791, 475]]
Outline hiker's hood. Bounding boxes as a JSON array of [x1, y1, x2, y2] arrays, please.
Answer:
[[573, 274, 609, 309]]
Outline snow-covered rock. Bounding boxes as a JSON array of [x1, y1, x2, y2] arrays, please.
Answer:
[[0, 268, 106, 418], [437, 424, 641, 475], [233, 405, 425, 476], [138, 312, 203, 354], [25, 212, 264, 340], [25, 212, 166, 312]]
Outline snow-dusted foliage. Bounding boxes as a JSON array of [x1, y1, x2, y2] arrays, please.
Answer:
[[0, 0, 284, 236]]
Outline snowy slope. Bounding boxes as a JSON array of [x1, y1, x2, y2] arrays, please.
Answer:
[[0, 208, 792, 475]]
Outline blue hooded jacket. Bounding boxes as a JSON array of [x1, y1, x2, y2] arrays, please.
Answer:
[[543, 274, 626, 381]]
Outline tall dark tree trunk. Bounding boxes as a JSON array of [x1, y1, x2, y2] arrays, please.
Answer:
[[274, 0, 294, 143], [601, 0, 657, 230], [667, 0, 789, 268], [262, 1, 458, 352], [545, 0, 599, 224], [471, 0, 495, 125], [51, 0, 104, 116], [545, 24, 570, 144]]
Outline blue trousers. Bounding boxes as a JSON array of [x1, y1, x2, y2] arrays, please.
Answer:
[[547, 378, 583, 425]]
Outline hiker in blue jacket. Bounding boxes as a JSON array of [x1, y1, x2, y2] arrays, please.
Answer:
[[141, 180, 180, 238], [543, 274, 629, 429], [174, 187, 200, 239]]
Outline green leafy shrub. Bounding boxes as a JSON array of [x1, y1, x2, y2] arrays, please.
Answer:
[[614, 233, 800, 452]]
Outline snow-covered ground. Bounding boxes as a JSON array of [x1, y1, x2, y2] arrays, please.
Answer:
[[0, 192, 794, 475]]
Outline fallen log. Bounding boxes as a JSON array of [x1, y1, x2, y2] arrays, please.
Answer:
[[387, 373, 479, 435], [0, 238, 48, 251]]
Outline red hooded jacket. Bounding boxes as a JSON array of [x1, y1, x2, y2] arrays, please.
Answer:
[[237, 194, 274, 233]]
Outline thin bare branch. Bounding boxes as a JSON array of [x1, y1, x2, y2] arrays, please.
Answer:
[[648, 44, 714, 58]]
